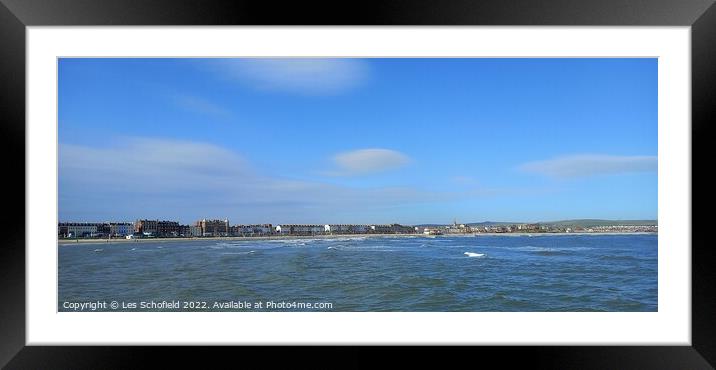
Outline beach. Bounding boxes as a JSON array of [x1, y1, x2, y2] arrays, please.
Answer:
[[57, 231, 657, 245]]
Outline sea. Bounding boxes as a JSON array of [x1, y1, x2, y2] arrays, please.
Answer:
[[58, 234, 657, 312]]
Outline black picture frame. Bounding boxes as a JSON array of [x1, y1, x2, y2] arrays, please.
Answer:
[[1, 0, 714, 368]]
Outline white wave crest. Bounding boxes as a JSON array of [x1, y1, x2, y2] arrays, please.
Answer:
[[220, 251, 255, 255], [464, 252, 485, 257]]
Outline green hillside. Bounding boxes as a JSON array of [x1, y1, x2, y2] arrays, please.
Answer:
[[417, 219, 657, 228], [540, 219, 657, 228]]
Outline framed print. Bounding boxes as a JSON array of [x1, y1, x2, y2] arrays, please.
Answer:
[[2, 0, 715, 368]]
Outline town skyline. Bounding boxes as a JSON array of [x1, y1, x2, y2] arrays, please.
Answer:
[[59, 58, 657, 224], [58, 217, 658, 240], [57, 216, 658, 228]]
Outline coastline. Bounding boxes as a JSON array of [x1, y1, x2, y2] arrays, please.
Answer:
[[57, 231, 657, 245]]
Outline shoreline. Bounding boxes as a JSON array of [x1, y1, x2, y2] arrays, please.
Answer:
[[57, 231, 657, 245]]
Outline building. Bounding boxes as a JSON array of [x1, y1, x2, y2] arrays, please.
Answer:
[[327, 224, 349, 234], [197, 219, 230, 237], [59, 222, 135, 238], [179, 225, 191, 237], [134, 219, 181, 237], [423, 227, 443, 235], [349, 224, 369, 234], [96, 223, 111, 236], [370, 225, 391, 233], [59, 222, 99, 238], [189, 225, 203, 237], [276, 224, 324, 235], [58, 224, 68, 237], [109, 222, 133, 237], [157, 221, 181, 237], [326, 224, 366, 234], [325, 224, 370, 234], [134, 219, 157, 234], [444, 219, 472, 234], [230, 224, 273, 236], [368, 224, 416, 234]]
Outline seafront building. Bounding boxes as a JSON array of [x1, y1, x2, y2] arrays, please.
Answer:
[[134, 219, 181, 237], [58, 218, 658, 239], [109, 222, 134, 237], [196, 219, 230, 237], [230, 224, 273, 236], [272, 223, 415, 235], [275, 224, 325, 236], [189, 225, 202, 237], [58, 222, 99, 238], [59, 222, 134, 238], [325, 224, 372, 234]]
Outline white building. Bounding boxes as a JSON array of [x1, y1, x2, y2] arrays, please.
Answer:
[[109, 222, 133, 237], [61, 223, 98, 238]]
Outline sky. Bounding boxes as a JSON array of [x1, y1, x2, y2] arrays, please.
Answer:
[[58, 58, 657, 225]]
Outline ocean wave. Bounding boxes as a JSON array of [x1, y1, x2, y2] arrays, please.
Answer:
[[597, 255, 639, 262], [335, 245, 398, 252], [533, 250, 568, 256], [516, 246, 557, 252], [343, 245, 392, 249], [442, 245, 494, 249], [220, 251, 255, 255], [276, 239, 314, 246], [214, 242, 254, 248], [464, 252, 485, 257], [512, 245, 593, 252]]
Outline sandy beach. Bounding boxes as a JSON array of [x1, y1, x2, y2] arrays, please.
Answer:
[[58, 233, 426, 245], [57, 231, 657, 245]]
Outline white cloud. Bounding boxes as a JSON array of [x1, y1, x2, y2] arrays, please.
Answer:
[[519, 154, 657, 178], [59, 139, 429, 223], [59, 138, 539, 224], [212, 58, 368, 95], [61, 137, 249, 181], [172, 93, 231, 118], [331, 149, 411, 175]]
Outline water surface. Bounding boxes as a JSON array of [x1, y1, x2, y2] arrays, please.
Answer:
[[58, 234, 657, 311]]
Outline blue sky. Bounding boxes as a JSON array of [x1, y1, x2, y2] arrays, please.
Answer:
[[58, 58, 657, 225]]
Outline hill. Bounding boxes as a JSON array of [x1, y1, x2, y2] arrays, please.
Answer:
[[416, 219, 657, 228], [539, 219, 657, 228]]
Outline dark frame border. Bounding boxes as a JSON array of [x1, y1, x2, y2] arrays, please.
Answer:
[[1, 0, 714, 368]]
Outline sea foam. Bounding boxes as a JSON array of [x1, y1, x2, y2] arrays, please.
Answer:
[[464, 252, 485, 257]]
